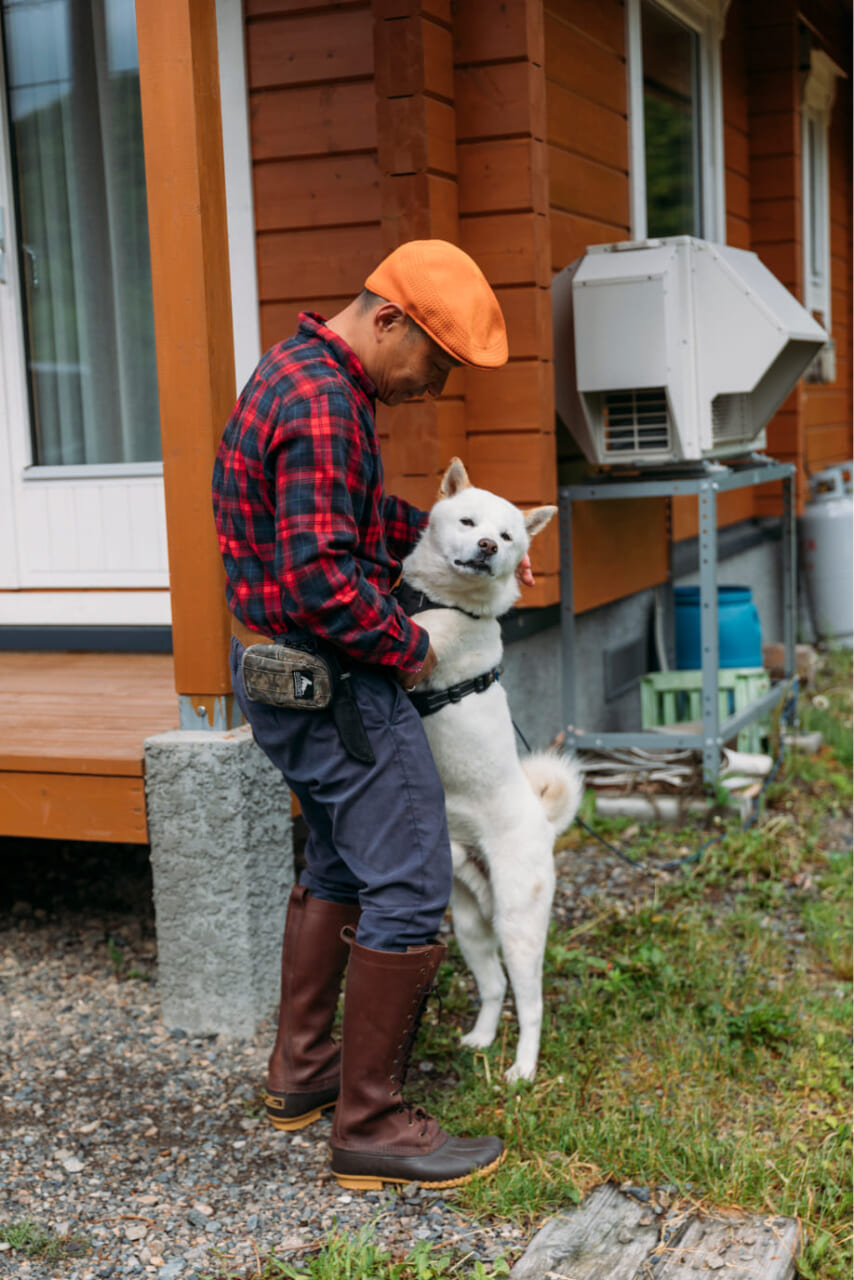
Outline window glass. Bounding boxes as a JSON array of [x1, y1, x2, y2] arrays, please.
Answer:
[[1, 0, 160, 466], [641, 0, 701, 238]]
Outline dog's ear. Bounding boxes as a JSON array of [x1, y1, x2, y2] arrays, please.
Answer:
[[522, 505, 557, 537], [438, 457, 472, 500]]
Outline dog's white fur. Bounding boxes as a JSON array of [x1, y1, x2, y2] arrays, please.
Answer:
[[403, 458, 583, 1082]]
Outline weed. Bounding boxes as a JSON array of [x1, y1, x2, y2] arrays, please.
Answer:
[[106, 934, 150, 982], [410, 652, 854, 1277], [0, 1219, 90, 1261], [200, 1224, 510, 1279]]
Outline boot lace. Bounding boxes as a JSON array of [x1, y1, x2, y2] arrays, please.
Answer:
[[390, 983, 441, 1138]]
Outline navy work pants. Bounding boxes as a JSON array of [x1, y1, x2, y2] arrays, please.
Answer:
[[230, 638, 452, 951]]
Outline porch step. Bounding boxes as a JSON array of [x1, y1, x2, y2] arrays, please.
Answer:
[[0, 651, 178, 842]]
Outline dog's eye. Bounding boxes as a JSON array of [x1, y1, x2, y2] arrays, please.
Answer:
[[460, 518, 475, 527], [501, 532, 512, 542]]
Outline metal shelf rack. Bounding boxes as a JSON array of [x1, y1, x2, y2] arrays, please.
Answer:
[[559, 458, 797, 784]]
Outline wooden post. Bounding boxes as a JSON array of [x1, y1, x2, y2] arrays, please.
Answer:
[[136, 0, 238, 727]]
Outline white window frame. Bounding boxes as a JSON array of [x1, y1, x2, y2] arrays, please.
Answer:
[[801, 49, 842, 331], [626, 0, 729, 244]]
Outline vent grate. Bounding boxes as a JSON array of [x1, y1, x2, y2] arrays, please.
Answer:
[[711, 393, 750, 443], [603, 389, 671, 455]]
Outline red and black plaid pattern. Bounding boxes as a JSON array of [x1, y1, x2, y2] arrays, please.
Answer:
[[212, 314, 429, 672]]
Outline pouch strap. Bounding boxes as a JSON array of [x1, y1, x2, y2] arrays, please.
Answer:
[[408, 667, 501, 718]]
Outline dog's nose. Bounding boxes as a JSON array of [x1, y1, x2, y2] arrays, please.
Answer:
[[478, 538, 498, 557]]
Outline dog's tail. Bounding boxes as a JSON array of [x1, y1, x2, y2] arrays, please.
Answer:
[[522, 750, 584, 836]]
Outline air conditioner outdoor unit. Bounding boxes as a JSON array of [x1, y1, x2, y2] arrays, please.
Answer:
[[552, 236, 827, 467]]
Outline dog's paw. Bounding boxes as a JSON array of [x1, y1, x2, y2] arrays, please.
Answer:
[[505, 1061, 537, 1084], [460, 1029, 495, 1050]]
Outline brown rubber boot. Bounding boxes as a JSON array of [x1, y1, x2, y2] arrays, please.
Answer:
[[330, 928, 505, 1190], [264, 886, 361, 1132]]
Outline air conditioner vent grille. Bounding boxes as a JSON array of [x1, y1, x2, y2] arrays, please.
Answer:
[[603, 389, 671, 455], [711, 393, 751, 442]]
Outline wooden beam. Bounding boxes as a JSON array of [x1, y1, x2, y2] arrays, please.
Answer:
[[136, 0, 236, 711], [0, 772, 148, 843]]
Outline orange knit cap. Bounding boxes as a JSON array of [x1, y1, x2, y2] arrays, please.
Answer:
[[365, 240, 508, 369]]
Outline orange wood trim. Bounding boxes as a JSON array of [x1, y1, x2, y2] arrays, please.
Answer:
[[0, 773, 148, 843], [136, 0, 235, 699]]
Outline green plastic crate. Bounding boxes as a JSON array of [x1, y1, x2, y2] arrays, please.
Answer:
[[640, 668, 771, 754]]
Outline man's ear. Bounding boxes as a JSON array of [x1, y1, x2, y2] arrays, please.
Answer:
[[439, 457, 472, 499], [373, 301, 408, 340], [523, 505, 557, 538]]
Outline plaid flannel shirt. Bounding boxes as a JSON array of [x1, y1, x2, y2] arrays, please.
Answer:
[[212, 314, 429, 673]]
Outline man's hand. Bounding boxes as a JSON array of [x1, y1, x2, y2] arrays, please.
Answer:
[[516, 554, 535, 589], [395, 643, 438, 691]]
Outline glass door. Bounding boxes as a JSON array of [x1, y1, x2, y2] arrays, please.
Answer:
[[0, 0, 168, 603]]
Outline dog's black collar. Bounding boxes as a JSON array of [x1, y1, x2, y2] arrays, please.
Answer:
[[394, 579, 482, 622], [408, 667, 502, 718]]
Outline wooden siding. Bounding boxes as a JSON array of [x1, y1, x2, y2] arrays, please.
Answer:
[[247, 2, 384, 351], [242, 0, 851, 617], [454, 0, 560, 607], [544, 0, 667, 607]]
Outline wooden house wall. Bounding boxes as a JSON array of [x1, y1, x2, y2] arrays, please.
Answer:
[[454, 0, 560, 606], [544, 0, 668, 610], [242, 0, 851, 619]]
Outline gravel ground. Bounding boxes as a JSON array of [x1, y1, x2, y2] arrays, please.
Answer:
[[1, 807, 847, 1280]]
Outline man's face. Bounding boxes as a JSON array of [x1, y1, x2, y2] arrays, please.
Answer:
[[369, 306, 459, 407]]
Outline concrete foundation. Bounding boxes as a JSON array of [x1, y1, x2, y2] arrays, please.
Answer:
[[144, 725, 293, 1038]]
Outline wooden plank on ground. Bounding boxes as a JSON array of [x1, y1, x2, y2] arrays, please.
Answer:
[[509, 1184, 662, 1278], [0, 773, 149, 843], [654, 1213, 800, 1278], [509, 1186, 801, 1280]]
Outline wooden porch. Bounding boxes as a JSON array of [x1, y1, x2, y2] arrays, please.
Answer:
[[0, 652, 180, 844]]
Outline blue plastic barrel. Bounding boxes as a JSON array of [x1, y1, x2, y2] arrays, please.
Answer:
[[674, 585, 763, 669]]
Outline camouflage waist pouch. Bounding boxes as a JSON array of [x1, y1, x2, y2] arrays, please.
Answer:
[[241, 643, 334, 711]]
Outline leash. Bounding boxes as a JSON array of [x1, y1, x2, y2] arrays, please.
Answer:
[[512, 679, 800, 874]]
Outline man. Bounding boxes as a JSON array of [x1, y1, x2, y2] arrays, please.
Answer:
[[212, 240, 514, 1191]]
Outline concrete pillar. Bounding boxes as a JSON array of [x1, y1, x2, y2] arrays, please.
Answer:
[[144, 726, 293, 1038]]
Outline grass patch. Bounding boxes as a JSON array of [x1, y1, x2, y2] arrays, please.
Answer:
[[0, 1219, 91, 1262], [201, 1225, 510, 1279], [410, 651, 853, 1279]]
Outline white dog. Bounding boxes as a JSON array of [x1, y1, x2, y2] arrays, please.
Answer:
[[401, 458, 583, 1082]]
